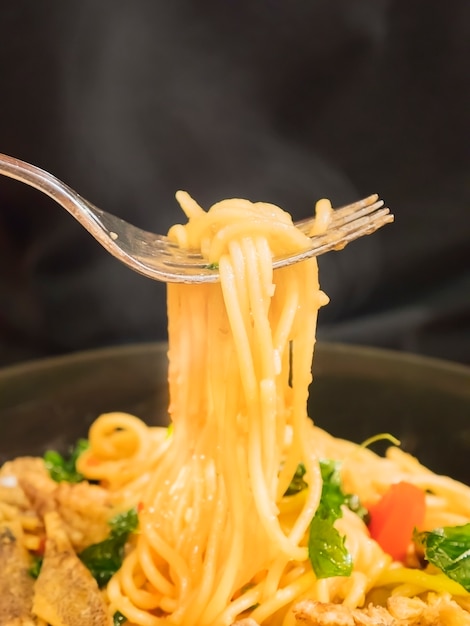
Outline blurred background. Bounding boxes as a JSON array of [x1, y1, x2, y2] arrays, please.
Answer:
[[0, 0, 469, 367]]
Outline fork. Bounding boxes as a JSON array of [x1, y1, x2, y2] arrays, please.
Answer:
[[0, 153, 393, 283]]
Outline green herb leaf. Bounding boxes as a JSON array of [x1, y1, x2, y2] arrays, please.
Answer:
[[113, 611, 128, 625], [206, 262, 219, 270], [285, 460, 368, 518], [79, 507, 139, 587], [44, 439, 89, 483], [317, 459, 345, 518], [308, 459, 353, 579], [284, 459, 366, 578], [29, 555, 43, 579], [309, 516, 353, 578], [345, 493, 370, 524], [108, 507, 139, 536], [284, 462, 308, 496], [415, 524, 470, 591]]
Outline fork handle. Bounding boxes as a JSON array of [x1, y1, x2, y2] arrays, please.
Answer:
[[0, 152, 112, 250], [0, 153, 82, 214]]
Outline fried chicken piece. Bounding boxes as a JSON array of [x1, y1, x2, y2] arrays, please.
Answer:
[[15, 463, 56, 515], [0, 521, 37, 626], [33, 511, 111, 626], [18, 464, 113, 551], [0, 457, 48, 513], [53, 481, 113, 549], [388, 593, 470, 625], [1, 457, 48, 478], [0, 481, 31, 510], [293, 600, 393, 626], [293, 594, 470, 626]]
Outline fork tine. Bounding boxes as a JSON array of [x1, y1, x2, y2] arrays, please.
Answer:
[[159, 197, 391, 267], [330, 197, 384, 227], [295, 194, 384, 235], [156, 206, 393, 275], [333, 193, 380, 216], [328, 207, 393, 249], [155, 195, 383, 254], [272, 207, 393, 270]]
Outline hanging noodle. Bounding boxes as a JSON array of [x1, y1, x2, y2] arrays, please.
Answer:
[[102, 193, 329, 625]]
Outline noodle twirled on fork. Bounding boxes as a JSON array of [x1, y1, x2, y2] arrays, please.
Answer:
[[2, 193, 470, 626]]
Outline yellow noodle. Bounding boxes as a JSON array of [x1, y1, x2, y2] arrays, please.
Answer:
[[87, 194, 470, 624], [4, 192, 470, 624]]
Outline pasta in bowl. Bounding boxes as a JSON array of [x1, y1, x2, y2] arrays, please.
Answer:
[[1, 194, 470, 626]]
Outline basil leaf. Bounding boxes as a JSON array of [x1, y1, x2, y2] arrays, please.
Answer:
[[284, 462, 308, 496], [416, 524, 470, 591], [44, 439, 89, 483], [29, 555, 43, 579], [79, 507, 138, 587], [345, 493, 370, 524], [285, 460, 368, 519], [317, 459, 345, 518], [284, 460, 341, 500], [108, 507, 139, 536], [309, 516, 353, 578], [308, 459, 353, 579], [284, 459, 366, 578], [113, 611, 128, 625]]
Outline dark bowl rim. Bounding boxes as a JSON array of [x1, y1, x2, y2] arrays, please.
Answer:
[[1, 341, 469, 382]]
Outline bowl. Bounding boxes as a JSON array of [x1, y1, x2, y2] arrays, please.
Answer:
[[1, 342, 469, 484]]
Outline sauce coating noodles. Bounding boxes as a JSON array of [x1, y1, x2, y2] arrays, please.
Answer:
[[3, 193, 470, 626], [105, 194, 329, 624], [77, 195, 470, 625]]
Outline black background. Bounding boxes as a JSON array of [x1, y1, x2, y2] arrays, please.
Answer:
[[0, 1, 469, 365]]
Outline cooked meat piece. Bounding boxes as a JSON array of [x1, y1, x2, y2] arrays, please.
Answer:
[[13, 459, 57, 519], [293, 593, 470, 626], [53, 481, 113, 550], [33, 511, 111, 626], [388, 593, 470, 625], [1, 457, 48, 479], [18, 468, 56, 513], [0, 458, 49, 516], [0, 521, 37, 626], [293, 600, 393, 626], [19, 467, 113, 551], [0, 482, 31, 510]]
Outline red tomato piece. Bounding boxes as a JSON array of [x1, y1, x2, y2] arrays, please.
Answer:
[[368, 481, 426, 562], [35, 535, 46, 556]]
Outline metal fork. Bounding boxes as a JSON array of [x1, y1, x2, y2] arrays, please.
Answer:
[[0, 153, 393, 283]]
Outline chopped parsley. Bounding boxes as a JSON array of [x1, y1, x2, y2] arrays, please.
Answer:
[[284, 459, 369, 579], [284, 462, 308, 496], [415, 524, 470, 591], [345, 493, 370, 524], [29, 555, 43, 579], [285, 460, 368, 521], [43, 439, 89, 483], [79, 507, 139, 587], [113, 611, 128, 625], [308, 459, 353, 579]]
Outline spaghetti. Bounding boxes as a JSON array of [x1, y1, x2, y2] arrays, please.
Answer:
[[1, 193, 470, 626], [102, 193, 329, 625]]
